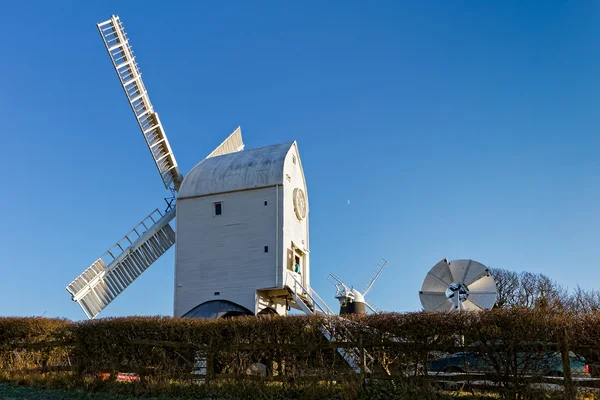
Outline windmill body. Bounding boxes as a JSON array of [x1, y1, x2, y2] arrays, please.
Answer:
[[328, 259, 387, 315], [175, 142, 310, 317], [338, 289, 366, 315], [66, 15, 320, 320]]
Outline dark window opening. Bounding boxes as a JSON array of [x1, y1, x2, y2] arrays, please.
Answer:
[[214, 202, 222, 215], [264, 201, 268, 206], [264, 246, 269, 253], [214, 291, 220, 296]]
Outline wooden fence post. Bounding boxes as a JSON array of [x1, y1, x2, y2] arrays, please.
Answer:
[[359, 335, 366, 387], [560, 328, 575, 400], [207, 349, 214, 385]]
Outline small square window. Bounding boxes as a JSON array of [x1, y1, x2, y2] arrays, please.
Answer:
[[214, 202, 222, 215], [264, 246, 269, 253], [214, 291, 220, 296], [264, 201, 268, 206]]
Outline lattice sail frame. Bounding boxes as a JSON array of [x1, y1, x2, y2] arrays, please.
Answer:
[[66, 209, 176, 319], [97, 15, 182, 190], [363, 258, 388, 296]]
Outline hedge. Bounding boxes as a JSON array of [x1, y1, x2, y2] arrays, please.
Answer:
[[0, 309, 597, 399]]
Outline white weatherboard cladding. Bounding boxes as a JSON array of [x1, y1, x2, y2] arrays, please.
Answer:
[[282, 146, 310, 289], [175, 188, 278, 317], [174, 141, 310, 317]]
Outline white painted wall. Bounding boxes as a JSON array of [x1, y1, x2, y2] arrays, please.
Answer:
[[174, 142, 310, 318], [174, 187, 280, 317], [282, 145, 310, 289]]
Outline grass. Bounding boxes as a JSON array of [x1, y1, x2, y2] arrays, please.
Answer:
[[3, 380, 591, 400], [0, 381, 504, 400], [0, 382, 146, 400]]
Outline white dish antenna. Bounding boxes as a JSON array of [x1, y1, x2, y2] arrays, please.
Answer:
[[419, 259, 497, 312]]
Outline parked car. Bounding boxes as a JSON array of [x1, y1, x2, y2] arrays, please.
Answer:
[[428, 350, 590, 378]]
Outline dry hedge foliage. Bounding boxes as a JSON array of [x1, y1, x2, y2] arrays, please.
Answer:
[[0, 317, 72, 373], [0, 309, 598, 399]]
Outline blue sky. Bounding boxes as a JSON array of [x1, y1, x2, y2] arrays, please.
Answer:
[[0, 1, 598, 320]]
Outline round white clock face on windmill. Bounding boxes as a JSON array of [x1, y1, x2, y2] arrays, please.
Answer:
[[293, 188, 307, 220]]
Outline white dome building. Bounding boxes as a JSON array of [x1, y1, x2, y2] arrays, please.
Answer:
[[174, 141, 311, 317]]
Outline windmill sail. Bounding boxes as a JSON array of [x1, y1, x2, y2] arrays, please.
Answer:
[[364, 300, 381, 314], [419, 259, 497, 312], [66, 208, 176, 319], [97, 15, 183, 190], [328, 273, 353, 299], [362, 258, 387, 297]]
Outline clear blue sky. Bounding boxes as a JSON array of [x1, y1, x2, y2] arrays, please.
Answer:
[[0, 1, 598, 320]]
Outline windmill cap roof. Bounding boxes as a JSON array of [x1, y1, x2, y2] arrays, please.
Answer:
[[178, 141, 295, 199]]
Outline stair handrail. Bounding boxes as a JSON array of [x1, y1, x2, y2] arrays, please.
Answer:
[[287, 273, 334, 316]]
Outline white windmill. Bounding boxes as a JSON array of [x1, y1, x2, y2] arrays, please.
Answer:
[[419, 259, 497, 312], [327, 259, 388, 315], [66, 15, 329, 320]]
